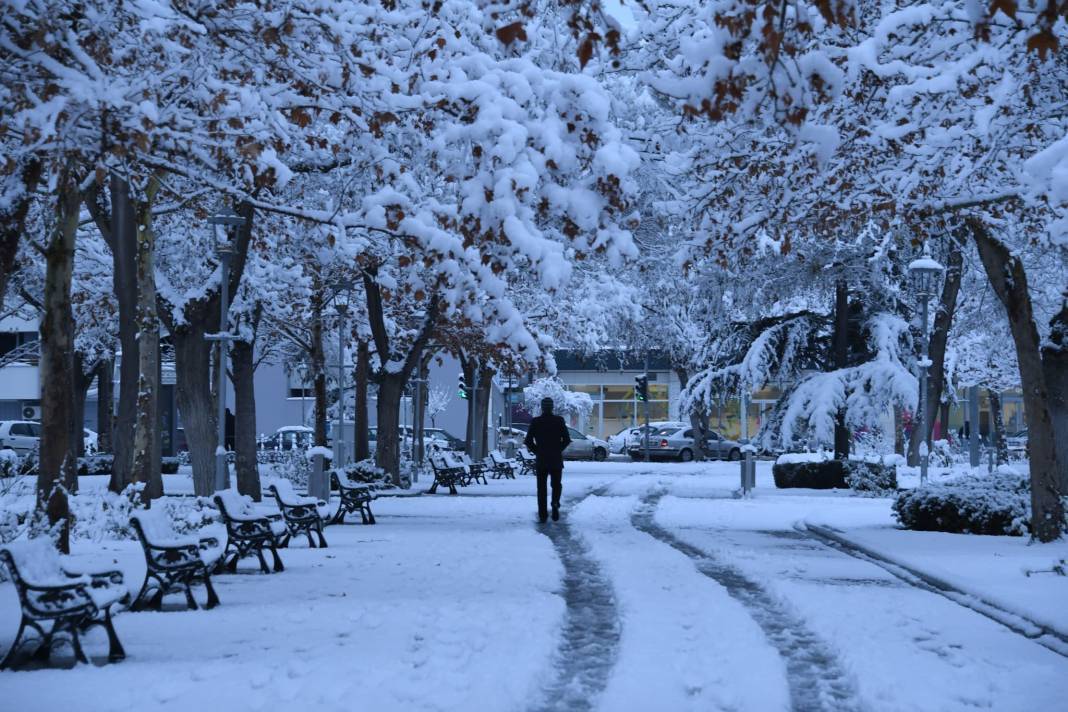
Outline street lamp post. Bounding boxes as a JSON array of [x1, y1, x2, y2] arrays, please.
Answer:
[[205, 206, 246, 493], [908, 247, 945, 487]]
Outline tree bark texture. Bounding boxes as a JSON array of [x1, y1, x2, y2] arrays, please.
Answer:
[[1041, 298, 1068, 492], [37, 167, 79, 553], [310, 299, 327, 447], [354, 340, 370, 462], [131, 178, 163, 503], [71, 353, 94, 464], [158, 201, 254, 495], [231, 335, 261, 500], [833, 279, 851, 459], [0, 158, 42, 314], [474, 365, 493, 458], [988, 389, 1009, 466], [908, 236, 963, 466], [969, 218, 1063, 542], [95, 358, 114, 453], [106, 176, 139, 493]]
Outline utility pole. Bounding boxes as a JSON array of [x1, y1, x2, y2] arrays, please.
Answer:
[[643, 351, 650, 463]]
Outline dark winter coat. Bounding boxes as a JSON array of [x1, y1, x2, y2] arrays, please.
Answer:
[[524, 414, 572, 469]]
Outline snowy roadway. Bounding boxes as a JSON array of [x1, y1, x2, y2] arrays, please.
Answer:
[[2, 462, 1067, 711]]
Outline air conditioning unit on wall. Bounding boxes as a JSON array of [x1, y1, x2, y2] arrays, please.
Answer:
[[22, 405, 41, 420]]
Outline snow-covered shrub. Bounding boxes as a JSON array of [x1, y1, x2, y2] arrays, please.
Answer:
[[70, 483, 146, 542], [154, 497, 219, 535], [522, 377, 594, 419], [337, 459, 396, 488], [772, 455, 848, 489], [773, 454, 896, 492], [0, 449, 19, 478], [18, 443, 39, 476], [844, 460, 898, 495], [892, 467, 1031, 536], [273, 449, 310, 489], [77, 453, 114, 476], [161, 457, 180, 475]]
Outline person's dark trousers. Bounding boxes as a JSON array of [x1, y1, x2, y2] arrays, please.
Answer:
[[536, 465, 563, 519]]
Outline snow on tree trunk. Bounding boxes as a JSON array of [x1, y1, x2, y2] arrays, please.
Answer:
[[37, 167, 79, 553], [231, 336, 261, 500], [908, 237, 963, 467], [355, 340, 370, 462], [108, 176, 139, 493], [131, 179, 163, 503], [969, 219, 1063, 542]]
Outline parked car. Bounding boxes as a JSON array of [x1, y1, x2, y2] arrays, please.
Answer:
[[258, 425, 314, 451], [1006, 428, 1028, 458], [625, 421, 689, 457], [628, 424, 743, 462], [0, 421, 39, 455], [608, 426, 640, 454], [565, 427, 609, 461], [421, 428, 466, 453]]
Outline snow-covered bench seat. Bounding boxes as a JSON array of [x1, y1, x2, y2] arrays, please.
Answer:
[[266, 480, 328, 548], [129, 508, 222, 611], [330, 471, 376, 525], [427, 453, 464, 495], [0, 539, 128, 669], [488, 450, 518, 479], [213, 490, 286, 574]]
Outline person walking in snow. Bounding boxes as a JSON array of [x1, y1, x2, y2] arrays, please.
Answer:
[[524, 397, 571, 523]]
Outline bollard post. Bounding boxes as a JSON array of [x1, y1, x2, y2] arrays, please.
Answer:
[[740, 449, 756, 495], [308, 453, 330, 501]]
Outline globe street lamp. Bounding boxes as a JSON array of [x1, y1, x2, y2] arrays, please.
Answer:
[[206, 205, 245, 493], [908, 247, 945, 486]]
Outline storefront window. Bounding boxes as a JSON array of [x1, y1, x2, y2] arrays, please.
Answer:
[[603, 385, 634, 401]]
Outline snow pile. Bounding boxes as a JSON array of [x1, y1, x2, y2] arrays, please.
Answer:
[[892, 467, 1031, 536]]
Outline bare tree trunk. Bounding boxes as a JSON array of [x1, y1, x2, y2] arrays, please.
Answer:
[[95, 358, 114, 453], [354, 340, 370, 461], [106, 176, 139, 493], [0, 158, 42, 313], [988, 390, 1009, 466], [460, 354, 475, 455], [893, 405, 905, 456], [908, 237, 963, 464], [231, 335, 261, 500], [1041, 298, 1068, 492], [833, 279, 851, 459], [37, 166, 79, 552], [375, 376, 404, 480], [71, 353, 94, 462], [969, 218, 1063, 542], [131, 178, 162, 503], [474, 364, 493, 458]]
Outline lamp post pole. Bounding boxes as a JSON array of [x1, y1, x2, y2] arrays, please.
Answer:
[[908, 248, 945, 487], [206, 207, 245, 493]]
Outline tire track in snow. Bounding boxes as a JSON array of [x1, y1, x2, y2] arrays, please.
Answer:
[[632, 490, 860, 712], [530, 483, 622, 712]]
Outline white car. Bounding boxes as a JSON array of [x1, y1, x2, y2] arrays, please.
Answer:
[[608, 426, 639, 454], [564, 427, 610, 461], [0, 421, 40, 455], [0, 421, 99, 455], [625, 421, 689, 453]]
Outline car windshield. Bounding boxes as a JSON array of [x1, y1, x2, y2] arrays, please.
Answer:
[[567, 427, 587, 440]]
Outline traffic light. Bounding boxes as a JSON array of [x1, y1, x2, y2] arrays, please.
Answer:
[[635, 374, 648, 402], [458, 374, 469, 400]]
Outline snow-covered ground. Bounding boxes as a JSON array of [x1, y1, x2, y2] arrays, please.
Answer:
[[2, 461, 1067, 711]]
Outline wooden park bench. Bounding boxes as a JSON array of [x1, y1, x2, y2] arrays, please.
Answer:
[[517, 447, 537, 476], [129, 508, 223, 611], [0, 540, 128, 669], [267, 480, 329, 548], [488, 450, 518, 479], [458, 453, 490, 486], [330, 471, 377, 525], [428, 453, 465, 495], [213, 490, 286, 573]]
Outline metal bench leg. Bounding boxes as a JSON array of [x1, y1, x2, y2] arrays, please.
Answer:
[[255, 547, 271, 574], [315, 525, 328, 548], [203, 573, 221, 609], [363, 504, 376, 525], [70, 628, 89, 665], [268, 544, 284, 572], [103, 611, 125, 663], [0, 619, 28, 670], [184, 582, 199, 611]]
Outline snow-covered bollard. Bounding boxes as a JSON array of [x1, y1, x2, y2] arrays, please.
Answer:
[[306, 446, 333, 501], [739, 444, 757, 496]]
